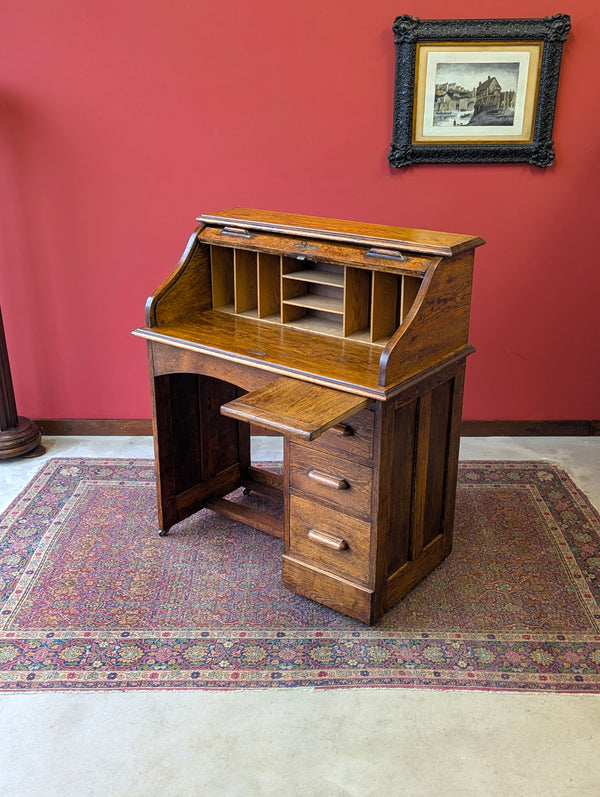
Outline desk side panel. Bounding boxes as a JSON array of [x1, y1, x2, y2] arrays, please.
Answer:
[[145, 228, 212, 327], [375, 358, 467, 613], [378, 252, 475, 387]]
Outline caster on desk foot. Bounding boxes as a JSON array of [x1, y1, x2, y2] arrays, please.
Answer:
[[158, 529, 169, 537]]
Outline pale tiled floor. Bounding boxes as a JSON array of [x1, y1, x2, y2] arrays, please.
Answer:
[[1, 436, 599, 796]]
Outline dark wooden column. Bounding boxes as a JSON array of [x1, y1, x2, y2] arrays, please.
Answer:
[[0, 305, 43, 459]]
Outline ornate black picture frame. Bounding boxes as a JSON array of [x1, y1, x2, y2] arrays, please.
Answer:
[[389, 15, 571, 168]]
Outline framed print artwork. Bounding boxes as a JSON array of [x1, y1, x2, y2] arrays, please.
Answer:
[[389, 15, 571, 167]]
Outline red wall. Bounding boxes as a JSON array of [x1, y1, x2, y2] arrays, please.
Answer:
[[1, 0, 598, 422]]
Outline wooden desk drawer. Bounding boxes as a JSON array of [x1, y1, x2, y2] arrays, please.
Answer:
[[310, 408, 375, 460], [288, 444, 372, 516], [288, 495, 371, 583]]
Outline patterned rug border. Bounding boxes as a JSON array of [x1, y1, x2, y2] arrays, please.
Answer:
[[1, 457, 600, 693]]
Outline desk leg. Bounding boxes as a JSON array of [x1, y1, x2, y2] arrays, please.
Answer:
[[149, 364, 250, 534]]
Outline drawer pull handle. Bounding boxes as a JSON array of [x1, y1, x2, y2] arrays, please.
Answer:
[[330, 423, 354, 437], [308, 528, 348, 551], [220, 226, 252, 238], [308, 469, 349, 490], [365, 247, 406, 262]]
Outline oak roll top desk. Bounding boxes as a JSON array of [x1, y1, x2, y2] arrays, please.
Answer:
[[133, 208, 484, 624]]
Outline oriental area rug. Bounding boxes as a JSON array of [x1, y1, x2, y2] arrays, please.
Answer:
[[1, 458, 600, 693]]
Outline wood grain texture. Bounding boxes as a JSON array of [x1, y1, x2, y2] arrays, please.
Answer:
[[287, 494, 371, 583], [401, 275, 422, 322], [378, 252, 475, 386], [0, 417, 43, 460], [199, 208, 485, 257], [136, 209, 484, 621], [149, 364, 249, 533], [343, 267, 371, 337], [205, 497, 283, 538], [134, 311, 386, 397], [32, 418, 600, 437], [409, 390, 431, 561], [234, 249, 257, 314], [257, 253, 281, 318], [281, 556, 376, 624], [210, 246, 234, 308], [288, 442, 372, 517], [220, 377, 367, 439], [145, 228, 212, 327], [306, 408, 375, 461], [199, 226, 434, 276], [371, 270, 399, 343], [377, 398, 417, 576], [384, 536, 448, 611]]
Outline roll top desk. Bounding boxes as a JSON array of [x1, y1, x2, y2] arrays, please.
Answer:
[[133, 208, 484, 624]]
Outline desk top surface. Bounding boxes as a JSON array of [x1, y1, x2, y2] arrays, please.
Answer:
[[135, 310, 388, 398]]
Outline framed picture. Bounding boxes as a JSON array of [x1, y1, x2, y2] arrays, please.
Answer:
[[389, 15, 571, 167]]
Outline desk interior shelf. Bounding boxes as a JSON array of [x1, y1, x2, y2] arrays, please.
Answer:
[[209, 246, 424, 346]]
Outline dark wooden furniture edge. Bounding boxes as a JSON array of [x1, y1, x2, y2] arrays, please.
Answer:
[[0, 306, 44, 459], [462, 420, 600, 436], [33, 419, 600, 436]]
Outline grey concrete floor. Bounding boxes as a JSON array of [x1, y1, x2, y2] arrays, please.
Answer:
[[1, 436, 599, 796]]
